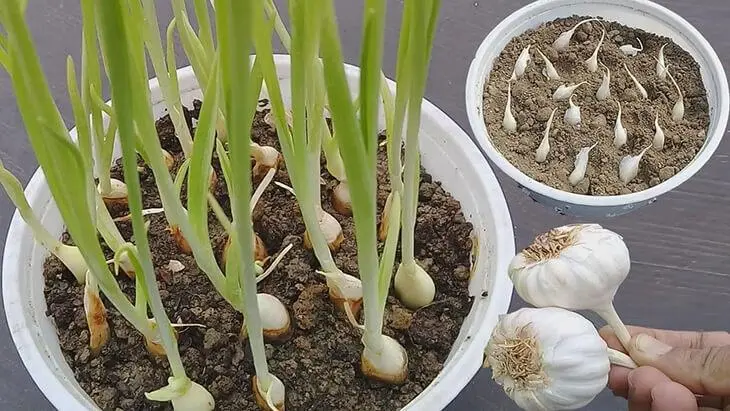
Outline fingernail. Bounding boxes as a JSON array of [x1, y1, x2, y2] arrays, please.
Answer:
[[633, 334, 672, 360]]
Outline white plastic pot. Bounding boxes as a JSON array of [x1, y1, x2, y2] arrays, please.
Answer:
[[3, 56, 515, 410], [465, 0, 729, 217]]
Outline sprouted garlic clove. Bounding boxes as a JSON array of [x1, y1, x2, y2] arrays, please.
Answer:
[[146, 378, 215, 411], [552, 81, 587, 101], [536, 108, 558, 163], [318, 269, 364, 318], [168, 224, 192, 254], [536, 48, 560, 80], [568, 142, 598, 186], [596, 61, 611, 101], [619, 37, 644, 56], [251, 143, 282, 180], [394, 261, 436, 309], [162, 149, 176, 171], [552, 18, 602, 51], [613, 102, 628, 148], [83, 271, 109, 355], [656, 43, 669, 80], [144, 318, 180, 357], [332, 180, 352, 215], [303, 207, 344, 251], [584, 29, 606, 73], [98, 178, 129, 208], [240, 294, 291, 343], [253, 374, 286, 411], [564, 95, 582, 126], [502, 81, 517, 133], [667, 69, 685, 121], [362, 334, 409, 384], [624, 63, 648, 99], [619, 145, 652, 184], [653, 113, 665, 150], [510, 45, 532, 80]]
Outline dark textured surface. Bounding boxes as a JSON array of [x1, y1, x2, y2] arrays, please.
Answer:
[[0, 1, 728, 410]]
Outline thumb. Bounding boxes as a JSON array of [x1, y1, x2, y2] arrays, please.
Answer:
[[628, 334, 730, 396]]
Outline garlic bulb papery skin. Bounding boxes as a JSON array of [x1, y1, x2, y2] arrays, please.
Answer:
[[508, 223, 632, 348], [653, 113, 665, 150], [536, 48, 560, 80], [619, 145, 651, 184], [485, 307, 611, 411], [596, 63, 611, 101], [563, 95, 581, 127], [624, 63, 648, 99], [394, 261, 436, 309], [613, 102, 627, 148], [535, 108, 557, 163], [667, 70, 685, 121], [510, 45, 532, 81], [503, 81, 518, 133], [552, 82, 586, 101], [619, 37, 644, 56], [253, 374, 286, 411], [656, 43, 669, 80], [568, 143, 597, 186], [146, 378, 215, 411], [362, 334, 409, 384], [584, 29, 605, 73], [552, 18, 601, 52]]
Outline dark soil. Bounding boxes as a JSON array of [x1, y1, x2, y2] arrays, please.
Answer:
[[43, 100, 475, 410], [482, 15, 710, 195]]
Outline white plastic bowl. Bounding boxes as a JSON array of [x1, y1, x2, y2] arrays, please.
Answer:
[[465, 0, 729, 217], [2, 56, 515, 410]]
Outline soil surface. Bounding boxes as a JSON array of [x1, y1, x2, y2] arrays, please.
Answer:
[[482, 15, 710, 195], [43, 100, 475, 410]]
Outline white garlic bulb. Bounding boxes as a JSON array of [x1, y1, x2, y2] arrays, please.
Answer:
[[503, 81, 517, 133], [568, 142, 597, 186], [619, 145, 651, 184], [536, 48, 560, 80], [535, 108, 557, 163], [485, 307, 611, 411], [596, 62, 611, 101], [667, 70, 685, 121], [552, 18, 601, 52], [508, 224, 632, 348], [584, 29, 605, 73], [563, 95, 581, 126], [511, 45, 532, 81], [656, 43, 668, 80], [624, 63, 648, 99], [613, 102, 627, 148], [552, 82, 586, 101], [619, 37, 644, 56], [653, 113, 665, 150]]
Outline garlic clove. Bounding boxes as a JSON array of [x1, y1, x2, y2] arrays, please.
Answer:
[[98, 178, 129, 208], [653, 113, 665, 150], [303, 207, 344, 251], [563, 95, 581, 127], [552, 81, 586, 101], [394, 262, 436, 309], [510, 45, 532, 81], [568, 142, 597, 186], [83, 271, 109, 355], [535, 108, 557, 163], [613, 102, 627, 148], [552, 18, 601, 51], [146, 378, 215, 411], [240, 293, 291, 343], [619, 37, 644, 56], [252, 374, 285, 411], [362, 334, 408, 384], [502, 81, 517, 133], [584, 29, 606, 73], [596, 62, 611, 101], [667, 69, 685, 121], [332, 180, 352, 215], [656, 43, 669, 80], [322, 270, 364, 319], [624, 63, 648, 99], [619, 145, 651, 184], [536, 48, 560, 80]]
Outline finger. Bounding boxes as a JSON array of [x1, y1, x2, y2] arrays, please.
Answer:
[[650, 381, 698, 411], [629, 334, 730, 396], [600, 325, 730, 350], [609, 366, 631, 398], [628, 366, 672, 411]]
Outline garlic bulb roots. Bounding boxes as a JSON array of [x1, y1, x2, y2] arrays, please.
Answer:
[[362, 334, 408, 384], [394, 262, 436, 310], [502, 81, 517, 133], [535, 108, 557, 163]]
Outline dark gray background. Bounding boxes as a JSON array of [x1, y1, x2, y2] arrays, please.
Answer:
[[0, 0, 728, 410]]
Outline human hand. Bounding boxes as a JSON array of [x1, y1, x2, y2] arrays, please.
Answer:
[[600, 325, 730, 410]]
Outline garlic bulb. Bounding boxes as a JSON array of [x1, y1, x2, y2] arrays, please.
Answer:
[[619, 145, 651, 184], [535, 108, 557, 163], [552, 82, 586, 101], [485, 307, 620, 411], [667, 69, 685, 121], [510, 45, 532, 80], [502, 81, 517, 133], [146, 378, 215, 411], [536, 48, 560, 80], [596, 62, 611, 101], [568, 142, 597, 186], [653, 113, 665, 150], [508, 223, 632, 348], [584, 29, 605, 73], [394, 261, 436, 309], [623, 63, 648, 99], [656, 43, 668, 80], [613, 102, 627, 148], [253, 374, 285, 411], [552, 18, 601, 51], [619, 37, 644, 56], [563, 95, 581, 126]]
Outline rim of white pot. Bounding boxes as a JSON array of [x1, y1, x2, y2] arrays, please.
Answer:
[[3, 56, 515, 410], [465, 0, 729, 209]]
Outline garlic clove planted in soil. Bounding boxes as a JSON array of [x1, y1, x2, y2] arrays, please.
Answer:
[[656, 43, 669, 80], [253, 374, 285, 411], [240, 293, 291, 342], [619, 145, 652, 184], [613, 102, 628, 148], [144, 318, 180, 357], [552, 18, 602, 51], [162, 149, 176, 171], [564, 95, 581, 126], [535, 108, 557, 163], [619, 37, 644, 56], [653, 113, 666, 150], [83, 271, 109, 355], [332, 180, 352, 215], [508, 223, 633, 348], [362, 334, 409, 384], [502, 81, 517, 133], [303, 207, 344, 251], [584, 29, 606, 73], [596, 62, 611, 101], [251, 142, 282, 180], [510, 45, 532, 81], [394, 261, 436, 310], [98, 178, 129, 208], [536, 48, 560, 80], [552, 81, 586, 101], [568, 142, 597, 186], [484, 307, 612, 411], [667, 69, 685, 121], [624, 63, 648, 99], [146, 377, 215, 411]]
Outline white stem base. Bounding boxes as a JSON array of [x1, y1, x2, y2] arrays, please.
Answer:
[[362, 334, 408, 384]]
